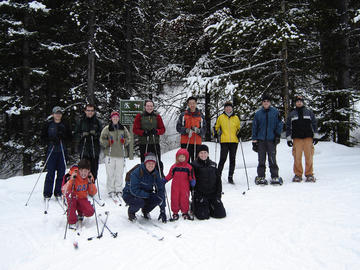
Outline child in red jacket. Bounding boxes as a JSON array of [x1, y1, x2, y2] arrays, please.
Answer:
[[164, 148, 196, 220], [62, 159, 97, 225]]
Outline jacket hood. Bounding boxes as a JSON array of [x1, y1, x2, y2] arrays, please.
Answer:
[[176, 148, 189, 164]]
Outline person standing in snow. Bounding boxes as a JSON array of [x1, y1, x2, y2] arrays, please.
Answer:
[[133, 100, 166, 175], [176, 96, 206, 163], [74, 104, 102, 180], [214, 101, 241, 184], [163, 148, 196, 220], [62, 159, 97, 226], [252, 95, 283, 185], [122, 153, 167, 222], [41, 106, 72, 199], [100, 111, 131, 198], [286, 95, 319, 182], [191, 144, 226, 220]]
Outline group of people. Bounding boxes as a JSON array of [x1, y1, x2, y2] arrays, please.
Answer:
[[42, 94, 319, 225]]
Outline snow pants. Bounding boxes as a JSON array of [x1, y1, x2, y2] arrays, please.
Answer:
[[139, 143, 164, 176], [257, 140, 279, 178], [123, 193, 163, 215], [217, 143, 238, 179], [170, 181, 190, 214], [292, 137, 314, 176], [105, 156, 124, 194], [193, 194, 226, 220], [66, 197, 94, 225], [44, 150, 65, 198]]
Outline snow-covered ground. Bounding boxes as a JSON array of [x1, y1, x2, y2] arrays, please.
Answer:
[[1, 140, 360, 270]]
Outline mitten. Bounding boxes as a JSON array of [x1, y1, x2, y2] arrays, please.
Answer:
[[120, 137, 125, 144], [193, 127, 200, 134], [287, 140, 293, 147], [252, 142, 258, 152], [190, 179, 196, 187], [89, 130, 96, 136]]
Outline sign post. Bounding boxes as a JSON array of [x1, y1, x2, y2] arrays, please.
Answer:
[[120, 100, 144, 160]]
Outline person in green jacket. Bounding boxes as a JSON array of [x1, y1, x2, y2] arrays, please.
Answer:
[[100, 111, 131, 198], [214, 101, 241, 184]]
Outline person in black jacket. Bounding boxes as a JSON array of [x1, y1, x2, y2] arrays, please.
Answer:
[[191, 144, 226, 220], [74, 104, 102, 180], [41, 106, 72, 199]]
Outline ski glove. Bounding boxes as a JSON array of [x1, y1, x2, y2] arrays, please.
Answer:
[[150, 129, 158, 135], [252, 142, 258, 152], [186, 128, 191, 134], [120, 137, 125, 144], [313, 138, 319, 145], [190, 179, 196, 187], [89, 130, 96, 136], [109, 137, 114, 146], [82, 131, 89, 138], [161, 178, 167, 185], [143, 129, 150, 136], [287, 140, 293, 147], [192, 127, 200, 134], [158, 210, 167, 223]]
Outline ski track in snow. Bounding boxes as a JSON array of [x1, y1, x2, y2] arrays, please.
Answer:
[[1, 141, 360, 270]]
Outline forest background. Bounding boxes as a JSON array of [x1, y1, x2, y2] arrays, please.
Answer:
[[0, 0, 359, 178]]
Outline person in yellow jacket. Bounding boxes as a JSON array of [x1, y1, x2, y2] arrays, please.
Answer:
[[214, 101, 241, 184]]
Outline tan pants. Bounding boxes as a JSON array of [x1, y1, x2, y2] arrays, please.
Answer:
[[292, 138, 314, 176]]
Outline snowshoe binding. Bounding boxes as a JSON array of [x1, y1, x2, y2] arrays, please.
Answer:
[[255, 176, 268, 185], [305, 175, 316, 182], [292, 175, 302, 182], [170, 213, 179, 222], [270, 177, 283, 185], [182, 213, 194, 221]]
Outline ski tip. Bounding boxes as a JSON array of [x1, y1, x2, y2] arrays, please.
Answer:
[[44, 211, 47, 214], [242, 191, 246, 195], [73, 241, 79, 249], [176, 234, 182, 238]]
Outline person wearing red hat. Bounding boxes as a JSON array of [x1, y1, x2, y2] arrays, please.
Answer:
[[100, 111, 131, 199]]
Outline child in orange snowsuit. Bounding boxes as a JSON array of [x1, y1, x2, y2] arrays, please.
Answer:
[[62, 159, 97, 224], [164, 148, 196, 220]]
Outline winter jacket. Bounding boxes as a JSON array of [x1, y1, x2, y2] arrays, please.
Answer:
[[122, 163, 165, 202], [286, 106, 319, 140], [215, 112, 241, 143], [74, 115, 102, 158], [191, 158, 222, 199], [252, 106, 283, 141], [100, 123, 131, 157], [164, 148, 195, 188], [62, 172, 97, 199], [176, 108, 206, 145], [41, 119, 72, 152], [133, 111, 165, 145]]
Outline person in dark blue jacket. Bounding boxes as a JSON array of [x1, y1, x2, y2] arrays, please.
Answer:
[[41, 106, 72, 199], [122, 152, 167, 222], [252, 95, 283, 185]]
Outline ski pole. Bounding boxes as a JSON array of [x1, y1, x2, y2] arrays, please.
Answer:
[[91, 135, 101, 200], [64, 178, 76, 240], [80, 137, 87, 160], [108, 136, 113, 164], [152, 135, 172, 219], [98, 213, 118, 238], [239, 137, 250, 193], [88, 211, 109, 240], [25, 145, 55, 206], [60, 140, 67, 171]]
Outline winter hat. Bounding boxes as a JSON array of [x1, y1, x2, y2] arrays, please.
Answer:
[[52, 106, 63, 114], [110, 111, 120, 118], [197, 144, 209, 153], [78, 159, 91, 170], [295, 95, 304, 103], [144, 152, 157, 165], [176, 148, 189, 163], [224, 101, 233, 108], [261, 94, 271, 102]]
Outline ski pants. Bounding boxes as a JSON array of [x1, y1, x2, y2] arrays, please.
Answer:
[[193, 194, 226, 220], [104, 156, 124, 194], [257, 140, 279, 178], [123, 193, 163, 215], [83, 155, 99, 180], [44, 150, 65, 198], [180, 143, 200, 163], [139, 143, 164, 176], [292, 137, 314, 177], [66, 197, 94, 225], [217, 143, 238, 179], [171, 181, 190, 214]]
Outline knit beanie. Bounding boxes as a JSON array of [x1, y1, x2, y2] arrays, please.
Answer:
[[144, 152, 157, 165], [197, 144, 209, 153], [110, 111, 120, 118]]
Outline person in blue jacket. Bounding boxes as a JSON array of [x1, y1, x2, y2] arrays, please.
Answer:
[[252, 95, 283, 185], [122, 152, 167, 222]]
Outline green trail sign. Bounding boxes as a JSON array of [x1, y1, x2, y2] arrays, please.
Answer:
[[119, 100, 144, 125]]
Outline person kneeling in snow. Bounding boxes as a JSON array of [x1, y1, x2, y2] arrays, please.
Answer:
[[62, 159, 97, 225], [191, 144, 226, 220], [122, 153, 167, 222]]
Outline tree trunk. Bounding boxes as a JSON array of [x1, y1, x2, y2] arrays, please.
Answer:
[[281, 0, 290, 121], [87, 0, 96, 104], [204, 82, 211, 141]]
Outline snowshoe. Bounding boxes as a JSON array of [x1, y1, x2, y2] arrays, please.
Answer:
[[170, 213, 179, 221], [292, 175, 302, 182], [305, 175, 316, 182], [255, 176, 268, 185], [182, 213, 194, 221], [270, 177, 283, 185]]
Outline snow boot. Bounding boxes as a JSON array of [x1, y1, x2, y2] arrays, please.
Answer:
[[270, 177, 283, 185], [182, 213, 194, 220], [255, 176, 268, 185], [305, 175, 316, 182], [228, 176, 234, 184], [171, 213, 179, 221], [142, 210, 150, 219], [128, 208, 137, 222], [292, 175, 302, 182]]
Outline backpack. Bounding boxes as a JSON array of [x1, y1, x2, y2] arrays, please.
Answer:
[[125, 164, 142, 182]]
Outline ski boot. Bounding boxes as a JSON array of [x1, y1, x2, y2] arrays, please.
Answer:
[[270, 177, 283, 185], [305, 175, 316, 182], [128, 208, 137, 222], [142, 210, 150, 220], [292, 175, 302, 182], [255, 176, 268, 185]]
